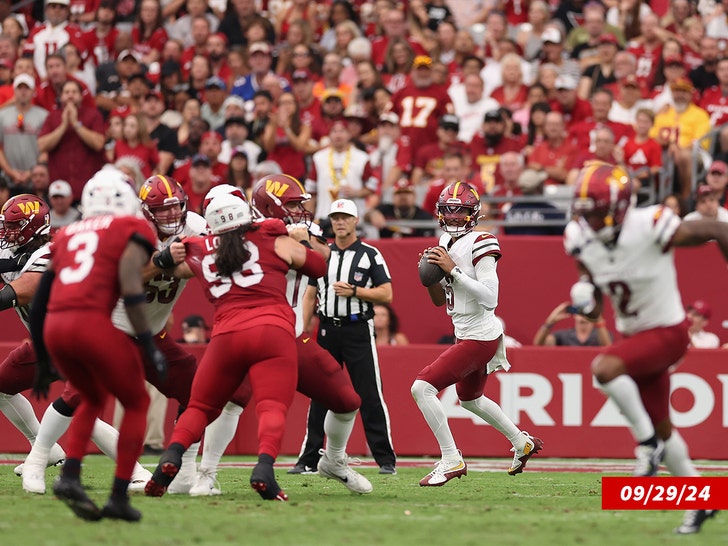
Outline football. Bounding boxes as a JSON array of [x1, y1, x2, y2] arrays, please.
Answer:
[[418, 248, 446, 287]]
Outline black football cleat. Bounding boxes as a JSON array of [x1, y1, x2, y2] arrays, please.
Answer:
[[101, 497, 142, 522], [250, 462, 288, 501], [144, 449, 182, 497], [53, 476, 102, 521]]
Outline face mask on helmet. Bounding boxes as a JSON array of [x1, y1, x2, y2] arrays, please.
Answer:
[[0, 194, 51, 252], [251, 174, 313, 226], [139, 175, 188, 236], [82, 171, 140, 219], [436, 181, 481, 236]]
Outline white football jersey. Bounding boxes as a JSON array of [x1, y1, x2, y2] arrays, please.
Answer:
[[0, 244, 50, 330], [112, 212, 208, 335], [438, 230, 504, 342], [564, 205, 685, 336]]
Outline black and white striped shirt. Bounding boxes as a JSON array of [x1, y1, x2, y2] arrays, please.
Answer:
[[315, 239, 391, 319]]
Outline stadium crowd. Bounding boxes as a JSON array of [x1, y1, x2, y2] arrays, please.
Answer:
[[0, 0, 726, 233]]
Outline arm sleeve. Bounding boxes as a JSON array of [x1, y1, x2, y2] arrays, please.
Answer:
[[28, 269, 55, 362], [451, 255, 499, 309]]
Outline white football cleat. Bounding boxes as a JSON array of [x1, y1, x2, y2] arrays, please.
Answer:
[[128, 466, 153, 492], [166, 461, 196, 495], [508, 432, 543, 475], [22, 461, 47, 494], [419, 453, 467, 487], [317, 452, 373, 494], [15, 443, 66, 477], [189, 469, 222, 497]]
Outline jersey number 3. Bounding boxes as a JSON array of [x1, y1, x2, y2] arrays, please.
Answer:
[[58, 232, 98, 284]]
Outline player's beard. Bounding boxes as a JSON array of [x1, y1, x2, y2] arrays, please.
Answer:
[[674, 100, 689, 114]]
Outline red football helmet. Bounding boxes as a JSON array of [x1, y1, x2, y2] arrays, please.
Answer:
[[572, 161, 634, 243], [139, 175, 187, 236], [251, 174, 313, 225], [0, 194, 51, 251], [436, 181, 481, 236]]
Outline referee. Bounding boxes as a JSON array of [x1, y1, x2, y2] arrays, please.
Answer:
[[290, 199, 397, 474]]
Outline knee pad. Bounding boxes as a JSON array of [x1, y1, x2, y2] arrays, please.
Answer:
[[411, 379, 437, 402]]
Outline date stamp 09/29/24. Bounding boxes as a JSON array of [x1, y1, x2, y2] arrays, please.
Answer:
[[602, 477, 728, 510]]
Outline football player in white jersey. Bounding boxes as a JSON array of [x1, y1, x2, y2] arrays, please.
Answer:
[[20, 174, 211, 495], [565, 161, 728, 534], [412, 181, 543, 487]]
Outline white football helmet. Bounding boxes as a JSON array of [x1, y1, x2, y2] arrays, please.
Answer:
[[205, 194, 253, 235], [202, 184, 246, 215], [81, 168, 140, 219]]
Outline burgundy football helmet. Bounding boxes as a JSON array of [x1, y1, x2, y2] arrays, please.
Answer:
[[0, 194, 51, 251], [251, 174, 313, 225], [139, 175, 188, 236], [572, 161, 634, 243], [436, 181, 481, 236]]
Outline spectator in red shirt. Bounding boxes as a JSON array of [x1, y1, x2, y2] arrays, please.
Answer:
[[370, 7, 427, 71], [35, 53, 95, 112], [626, 12, 664, 89], [422, 150, 485, 216], [391, 55, 453, 153], [411, 114, 466, 188], [703, 160, 728, 207], [549, 74, 593, 128], [37, 80, 105, 201], [82, 1, 119, 66], [490, 53, 530, 113], [469, 109, 523, 193], [131, 0, 168, 66], [180, 15, 211, 78], [621, 108, 663, 194], [570, 87, 634, 151], [527, 111, 577, 186], [566, 126, 622, 184], [699, 57, 728, 128], [112, 113, 160, 179]]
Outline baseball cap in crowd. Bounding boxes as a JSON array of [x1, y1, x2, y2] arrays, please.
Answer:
[[670, 77, 694, 93], [49, 180, 72, 198], [620, 74, 640, 88], [687, 300, 711, 319], [598, 33, 619, 47], [128, 73, 152, 88], [118, 49, 141, 63], [109, 105, 132, 119], [708, 160, 728, 175], [541, 28, 562, 44], [555, 75, 578, 91], [224, 116, 247, 128], [695, 184, 715, 199], [321, 88, 344, 102], [205, 76, 226, 91], [439, 114, 460, 131], [291, 68, 313, 82], [13, 74, 35, 90], [145, 89, 163, 101], [413, 55, 433, 68], [231, 145, 248, 158], [46, 0, 70, 6], [248, 42, 272, 55], [393, 178, 414, 193], [664, 54, 684, 67], [484, 110, 502, 122], [379, 111, 399, 125], [191, 154, 211, 167], [201, 131, 223, 143], [517, 169, 547, 191], [329, 199, 358, 218]]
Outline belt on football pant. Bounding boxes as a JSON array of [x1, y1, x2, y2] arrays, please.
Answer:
[[318, 313, 372, 327]]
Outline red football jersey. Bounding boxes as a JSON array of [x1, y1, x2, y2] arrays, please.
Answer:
[[48, 215, 156, 314], [183, 218, 295, 335], [699, 86, 728, 127], [391, 83, 453, 152]]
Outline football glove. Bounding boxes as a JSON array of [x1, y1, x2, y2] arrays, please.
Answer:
[[138, 334, 168, 383], [32, 358, 61, 400]]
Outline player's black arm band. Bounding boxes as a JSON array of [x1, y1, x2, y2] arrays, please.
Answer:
[[28, 270, 55, 362], [123, 293, 147, 306]]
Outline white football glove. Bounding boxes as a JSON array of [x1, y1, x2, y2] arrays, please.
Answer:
[[570, 281, 596, 315]]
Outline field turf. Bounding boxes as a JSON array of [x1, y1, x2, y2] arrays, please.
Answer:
[[0, 454, 725, 546]]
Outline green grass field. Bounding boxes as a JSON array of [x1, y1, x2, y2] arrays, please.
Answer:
[[0, 455, 725, 546]]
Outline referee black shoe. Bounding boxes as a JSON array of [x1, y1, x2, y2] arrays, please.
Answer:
[[287, 463, 317, 475], [674, 510, 718, 534], [379, 464, 397, 475]]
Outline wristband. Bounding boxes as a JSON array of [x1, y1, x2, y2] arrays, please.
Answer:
[[595, 321, 606, 328], [352, 286, 357, 297], [135, 331, 153, 345], [450, 266, 463, 281], [123, 293, 147, 306], [152, 246, 176, 269], [299, 240, 313, 249]]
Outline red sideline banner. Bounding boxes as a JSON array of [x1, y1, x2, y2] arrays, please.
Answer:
[[1, 344, 726, 460], [602, 477, 728, 510]]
